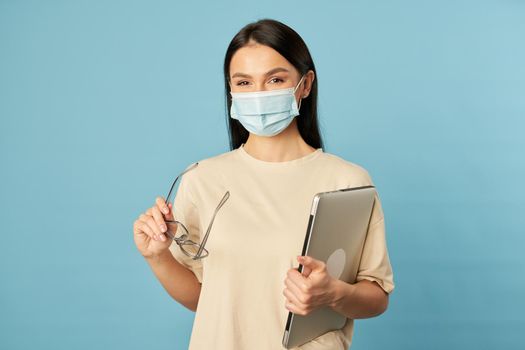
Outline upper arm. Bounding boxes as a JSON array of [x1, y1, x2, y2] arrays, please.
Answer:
[[355, 191, 395, 295]]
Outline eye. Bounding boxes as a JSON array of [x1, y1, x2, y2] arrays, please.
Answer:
[[236, 81, 249, 86], [269, 77, 284, 84]]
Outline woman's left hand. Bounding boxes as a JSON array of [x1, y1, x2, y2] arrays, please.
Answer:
[[283, 255, 338, 316]]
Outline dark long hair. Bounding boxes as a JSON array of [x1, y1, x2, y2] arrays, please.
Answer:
[[223, 19, 324, 151]]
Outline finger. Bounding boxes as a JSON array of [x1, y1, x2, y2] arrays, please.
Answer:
[[151, 206, 168, 241], [285, 299, 306, 316], [156, 196, 171, 216], [133, 220, 143, 236], [139, 213, 161, 240], [151, 207, 168, 242], [283, 286, 306, 308], [300, 264, 312, 278], [298, 255, 325, 273], [156, 199, 174, 221], [145, 215, 163, 238], [285, 271, 308, 297], [287, 268, 309, 292], [138, 214, 158, 240], [164, 202, 174, 221], [137, 221, 155, 240], [138, 214, 151, 227]]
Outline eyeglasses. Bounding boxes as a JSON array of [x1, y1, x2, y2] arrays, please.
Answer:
[[163, 162, 230, 260]]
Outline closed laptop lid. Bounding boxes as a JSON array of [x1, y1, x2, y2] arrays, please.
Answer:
[[282, 186, 377, 349]]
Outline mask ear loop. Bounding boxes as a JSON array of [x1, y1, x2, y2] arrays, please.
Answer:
[[294, 75, 306, 93], [294, 75, 306, 111]]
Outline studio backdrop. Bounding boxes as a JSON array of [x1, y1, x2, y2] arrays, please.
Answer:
[[1, 1, 524, 349]]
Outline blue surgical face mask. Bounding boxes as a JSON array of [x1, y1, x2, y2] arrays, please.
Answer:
[[229, 75, 306, 137]]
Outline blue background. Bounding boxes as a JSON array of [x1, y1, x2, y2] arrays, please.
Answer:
[[1, 1, 524, 349]]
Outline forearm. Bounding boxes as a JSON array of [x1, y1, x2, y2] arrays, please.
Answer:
[[144, 250, 201, 312], [329, 279, 389, 319]]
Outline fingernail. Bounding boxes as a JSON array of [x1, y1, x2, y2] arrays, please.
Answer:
[[160, 234, 166, 241], [163, 207, 169, 214], [161, 225, 167, 232]]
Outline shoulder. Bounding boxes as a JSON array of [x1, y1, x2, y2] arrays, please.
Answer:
[[179, 148, 237, 185], [319, 151, 384, 218], [318, 151, 375, 187]]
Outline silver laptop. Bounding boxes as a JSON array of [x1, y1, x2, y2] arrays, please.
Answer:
[[282, 185, 377, 349]]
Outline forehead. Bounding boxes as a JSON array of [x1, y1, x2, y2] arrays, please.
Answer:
[[229, 43, 294, 77]]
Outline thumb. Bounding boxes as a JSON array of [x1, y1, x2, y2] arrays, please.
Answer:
[[297, 255, 324, 275]]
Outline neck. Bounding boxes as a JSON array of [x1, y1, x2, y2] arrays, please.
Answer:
[[242, 120, 317, 162]]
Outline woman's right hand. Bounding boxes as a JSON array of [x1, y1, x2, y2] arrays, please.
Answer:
[[133, 197, 177, 259]]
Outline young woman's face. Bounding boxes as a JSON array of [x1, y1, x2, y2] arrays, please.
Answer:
[[229, 41, 310, 101]]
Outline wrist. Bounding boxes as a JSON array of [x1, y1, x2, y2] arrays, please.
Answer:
[[329, 278, 356, 310], [143, 249, 172, 264]]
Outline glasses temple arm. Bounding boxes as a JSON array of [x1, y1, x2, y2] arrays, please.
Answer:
[[164, 162, 199, 205], [195, 191, 230, 257]]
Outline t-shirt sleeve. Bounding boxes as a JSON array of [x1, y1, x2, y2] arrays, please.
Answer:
[[355, 183, 395, 294], [167, 166, 203, 283]]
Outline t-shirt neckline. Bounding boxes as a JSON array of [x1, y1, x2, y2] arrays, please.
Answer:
[[236, 143, 323, 167]]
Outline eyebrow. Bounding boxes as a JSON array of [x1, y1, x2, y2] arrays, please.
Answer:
[[231, 67, 290, 79]]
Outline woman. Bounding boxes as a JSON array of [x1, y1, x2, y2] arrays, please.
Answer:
[[133, 18, 394, 350]]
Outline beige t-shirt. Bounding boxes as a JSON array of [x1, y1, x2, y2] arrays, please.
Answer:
[[169, 143, 395, 350]]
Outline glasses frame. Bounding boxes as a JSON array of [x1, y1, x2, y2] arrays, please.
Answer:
[[163, 162, 230, 260]]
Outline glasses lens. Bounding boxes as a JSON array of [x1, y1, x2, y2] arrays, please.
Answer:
[[180, 241, 208, 258]]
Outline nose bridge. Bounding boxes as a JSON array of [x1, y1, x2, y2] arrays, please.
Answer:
[[255, 79, 267, 91], [242, 73, 266, 91]]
